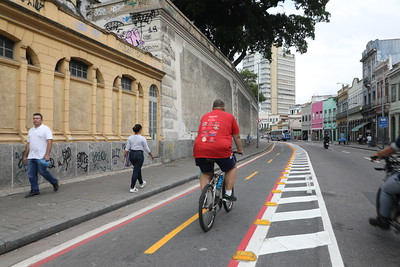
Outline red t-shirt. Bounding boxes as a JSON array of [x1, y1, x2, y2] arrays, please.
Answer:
[[193, 109, 240, 158]]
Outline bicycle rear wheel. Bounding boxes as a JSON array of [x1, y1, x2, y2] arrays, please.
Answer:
[[199, 184, 216, 232], [223, 183, 234, 212]]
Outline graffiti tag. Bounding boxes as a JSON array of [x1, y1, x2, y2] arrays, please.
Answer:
[[58, 147, 72, 172], [104, 21, 125, 32], [21, 0, 44, 12], [77, 152, 88, 172]]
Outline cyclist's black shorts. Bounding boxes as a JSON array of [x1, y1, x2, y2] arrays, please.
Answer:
[[195, 154, 236, 174]]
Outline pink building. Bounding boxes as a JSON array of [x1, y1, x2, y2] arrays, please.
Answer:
[[311, 101, 323, 140]]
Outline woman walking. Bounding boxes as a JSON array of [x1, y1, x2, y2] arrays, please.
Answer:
[[122, 124, 155, 193]]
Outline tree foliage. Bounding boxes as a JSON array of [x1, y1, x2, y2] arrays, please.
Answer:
[[171, 0, 330, 66], [240, 69, 266, 102]]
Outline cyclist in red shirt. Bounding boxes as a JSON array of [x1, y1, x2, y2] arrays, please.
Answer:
[[194, 99, 243, 201]]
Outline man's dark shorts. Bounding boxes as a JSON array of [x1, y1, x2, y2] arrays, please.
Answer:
[[195, 155, 237, 174]]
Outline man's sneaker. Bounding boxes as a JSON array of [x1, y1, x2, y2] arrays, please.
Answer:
[[223, 193, 237, 201], [369, 216, 390, 230], [52, 182, 59, 192], [25, 190, 40, 198], [129, 187, 139, 193], [139, 181, 146, 188]]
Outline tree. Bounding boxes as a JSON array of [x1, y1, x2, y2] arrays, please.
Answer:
[[240, 69, 266, 102], [171, 0, 330, 66]]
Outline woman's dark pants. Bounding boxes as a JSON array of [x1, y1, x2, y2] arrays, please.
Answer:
[[129, 150, 144, 189]]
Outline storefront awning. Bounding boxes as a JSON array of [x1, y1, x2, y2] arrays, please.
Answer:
[[351, 121, 370, 132]]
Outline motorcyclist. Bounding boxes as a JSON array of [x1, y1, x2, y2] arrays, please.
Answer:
[[323, 133, 330, 146], [370, 136, 400, 230]]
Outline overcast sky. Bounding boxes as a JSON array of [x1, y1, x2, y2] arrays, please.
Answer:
[[295, 0, 400, 104]]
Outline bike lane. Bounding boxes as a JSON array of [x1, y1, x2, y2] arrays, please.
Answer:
[[14, 143, 292, 267], [229, 143, 343, 267]]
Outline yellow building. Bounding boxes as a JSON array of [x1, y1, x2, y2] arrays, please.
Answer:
[[0, 0, 164, 144]]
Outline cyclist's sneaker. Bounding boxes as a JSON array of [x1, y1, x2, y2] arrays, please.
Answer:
[[369, 216, 390, 230], [223, 193, 237, 201]]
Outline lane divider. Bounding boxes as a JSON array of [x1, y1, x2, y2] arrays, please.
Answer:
[[245, 171, 258, 180]]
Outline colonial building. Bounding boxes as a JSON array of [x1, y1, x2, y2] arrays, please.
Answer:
[[360, 39, 400, 144]]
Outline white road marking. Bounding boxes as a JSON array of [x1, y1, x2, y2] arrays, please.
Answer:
[[278, 195, 318, 204], [237, 143, 343, 267], [259, 231, 331, 255], [341, 151, 351, 154], [271, 209, 321, 222], [284, 180, 311, 184], [282, 186, 316, 192]]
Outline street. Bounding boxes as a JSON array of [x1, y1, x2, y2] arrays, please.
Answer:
[[2, 141, 400, 267]]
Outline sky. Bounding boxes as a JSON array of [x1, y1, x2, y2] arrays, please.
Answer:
[[295, 0, 400, 104]]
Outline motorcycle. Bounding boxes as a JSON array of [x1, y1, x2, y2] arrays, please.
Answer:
[[371, 156, 400, 232], [323, 141, 329, 149]]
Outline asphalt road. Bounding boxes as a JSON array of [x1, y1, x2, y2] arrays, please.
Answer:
[[3, 141, 400, 267], [297, 142, 400, 267]]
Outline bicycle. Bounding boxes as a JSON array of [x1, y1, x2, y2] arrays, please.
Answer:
[[198, 154, 236, 232]]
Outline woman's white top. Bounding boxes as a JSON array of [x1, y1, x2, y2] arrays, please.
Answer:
[[125, 134, 151, 153]]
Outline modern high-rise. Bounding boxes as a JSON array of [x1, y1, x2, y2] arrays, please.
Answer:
[[242, 47, 296, 115]]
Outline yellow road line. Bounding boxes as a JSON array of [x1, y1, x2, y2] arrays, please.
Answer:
[[144, 213, 199, 254], [276, 153, 280, 155], [267, 159, 273, 164], [245, 171, 258, 180]]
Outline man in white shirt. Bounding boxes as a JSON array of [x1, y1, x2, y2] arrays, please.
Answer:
[[23, 113, 59, 198]]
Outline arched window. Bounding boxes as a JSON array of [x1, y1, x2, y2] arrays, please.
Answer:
[[121, 75, 132, 91], [149, 85, 158, 140], [69, 59, 88, 79], [0, 34, 14, 59]]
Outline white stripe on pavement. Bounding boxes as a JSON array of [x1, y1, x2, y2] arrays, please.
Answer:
[[278, 195, 318, 204], [271, 208, 321, 222], [259, 231, 331, 255], [282, 186, 316, 192]]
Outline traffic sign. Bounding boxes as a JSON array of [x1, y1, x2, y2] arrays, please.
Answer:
[[378, 117, 388, 128]]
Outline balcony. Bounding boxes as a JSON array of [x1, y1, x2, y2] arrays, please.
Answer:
[[336, 111, 347, 120], [371, 96, 389, 108]]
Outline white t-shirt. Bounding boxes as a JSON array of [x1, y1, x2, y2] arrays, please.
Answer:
[[125, 134, 151, 153], [27, 124, 53, 159]]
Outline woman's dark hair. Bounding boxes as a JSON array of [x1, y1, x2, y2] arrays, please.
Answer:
[[132, 124, 142, 133]]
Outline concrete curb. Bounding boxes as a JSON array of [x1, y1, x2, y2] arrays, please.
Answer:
[[0, 143, 273, 255]]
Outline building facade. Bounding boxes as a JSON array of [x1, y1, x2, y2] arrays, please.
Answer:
[[323, 97, 337, 141], [0, 0, 259, 191], [311, 101, 323, 141], [388, 64, 400, 142], [360, 39, 400, 145], [347, 78, 364, 142], [242, 47, 295, 115], [301, 103, 312, 141]]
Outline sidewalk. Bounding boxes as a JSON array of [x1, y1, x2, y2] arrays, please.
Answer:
[[0, 140, 273, 255]]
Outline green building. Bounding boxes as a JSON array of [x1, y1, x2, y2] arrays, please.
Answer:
[[323, 97, 337, 141]]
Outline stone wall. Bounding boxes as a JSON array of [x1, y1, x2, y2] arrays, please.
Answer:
[[0, 141, 159, 190]]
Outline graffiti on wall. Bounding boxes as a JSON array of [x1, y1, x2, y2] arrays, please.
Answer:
[[58, 147, 72, 172], [130, 10, 160, 34], [104, 21, 125, 33], [91, 150, 111, 172], [77, 152, 89, 172], [14, 151, 27, 184], [124, 0, 150, 8], [112, 144, 126, 165], [20, 0, 44, 12]]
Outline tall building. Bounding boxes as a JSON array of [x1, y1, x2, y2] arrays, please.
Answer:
[[242, 47, 296, 115]]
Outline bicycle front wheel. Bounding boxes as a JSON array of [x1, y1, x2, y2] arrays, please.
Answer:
[[223, 183, 234, 212], [199, 184, 216, 232]]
